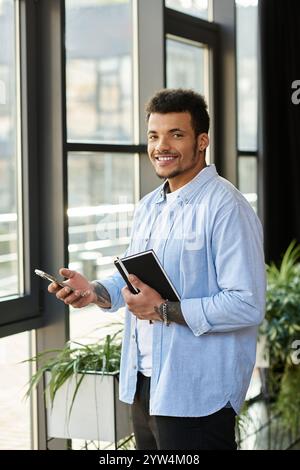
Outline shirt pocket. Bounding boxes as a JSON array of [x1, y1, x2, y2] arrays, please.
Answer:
[[179, 238, 208, 297]]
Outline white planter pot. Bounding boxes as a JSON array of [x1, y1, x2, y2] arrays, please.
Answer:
[[45, 371, 133, 443], [256, 334, 269, 368]]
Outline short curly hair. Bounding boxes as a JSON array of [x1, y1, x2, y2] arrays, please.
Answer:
[[145, 88, 210, 135]]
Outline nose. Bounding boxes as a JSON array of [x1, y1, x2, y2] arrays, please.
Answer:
[[155, 136, 171, 152]]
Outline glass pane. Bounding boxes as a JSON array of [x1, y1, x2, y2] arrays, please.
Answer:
[[166, 36, 206, 93], [165, 0, 209, 20], [236, 0, 258, 151], [66, 0, 134, 143], [0, 0, 21, 298], [238, 156, 257, 212], [166, 36, 210, 162], [68, 152, 137, 342], [0, 331, 32, 449]]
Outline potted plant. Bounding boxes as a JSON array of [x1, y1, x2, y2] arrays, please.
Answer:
[[237, 241, 300, 449], [25, 329, 133, 446], [259, 240, 300, 435]]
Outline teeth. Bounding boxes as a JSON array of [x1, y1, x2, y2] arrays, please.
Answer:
[[157, 157, 176, 161]]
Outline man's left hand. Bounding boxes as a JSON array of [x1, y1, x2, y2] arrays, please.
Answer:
[[121, 275, 164, 322]]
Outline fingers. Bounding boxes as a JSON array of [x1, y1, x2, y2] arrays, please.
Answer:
[[59, 267, 75, 279], [55, 286, 91, 307], [128, 274, 144, 290], [47, 267, 92, 309], [48, 267, 75, 294], [55, 285, 74, 301], [48, 282, 61, 294]]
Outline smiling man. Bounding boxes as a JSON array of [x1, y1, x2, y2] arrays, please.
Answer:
[[48, 89, 266, 450], [147, 112, 208, 187]]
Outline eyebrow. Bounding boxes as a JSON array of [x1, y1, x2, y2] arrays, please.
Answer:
[[147, 128, 186, 135]]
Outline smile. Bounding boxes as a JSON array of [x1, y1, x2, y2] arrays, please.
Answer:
[[156, 156, 177, 161], [154, 155, 178, 167]]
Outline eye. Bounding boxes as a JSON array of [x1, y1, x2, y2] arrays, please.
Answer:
[[173, 133, 183, 138], [148, 135, 157, 141]]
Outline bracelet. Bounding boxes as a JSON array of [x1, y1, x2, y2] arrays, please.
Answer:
[[160, 300, 170, 326]]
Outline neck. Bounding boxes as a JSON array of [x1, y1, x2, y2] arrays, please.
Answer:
[[168, 161, 207, 192]]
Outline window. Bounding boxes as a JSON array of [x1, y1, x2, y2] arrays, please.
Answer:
[[67, 153, 137, 343], [0, 0, 39, 332], [165, 5, 218, 165], [236, 0, 258, 151], [166, 36, 208, 93], [236, 0, 259, 212], [66, 0, 134, 143], [68, 152, 137, 282], [165, 0, 210, 21], [238, 156, 257, 212], [0, 0, 22, 298], [65, 1, 140, 353]]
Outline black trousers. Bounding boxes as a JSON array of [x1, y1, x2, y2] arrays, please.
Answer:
[[131, 372, 237, 450]]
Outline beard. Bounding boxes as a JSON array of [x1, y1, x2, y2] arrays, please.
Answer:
[[154, 142, 199, 180], [156, 168, 182, 180]]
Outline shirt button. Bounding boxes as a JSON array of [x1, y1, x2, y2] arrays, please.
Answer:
[[132, 334, 136, 340], [133, 365, 137, 370]]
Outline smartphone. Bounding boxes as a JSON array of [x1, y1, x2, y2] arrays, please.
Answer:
[[34, 269, 75, 292]]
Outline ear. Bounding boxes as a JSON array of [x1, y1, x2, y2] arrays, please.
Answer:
[[197, 133, 209, 152]]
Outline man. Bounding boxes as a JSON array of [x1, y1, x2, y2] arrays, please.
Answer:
[[49, 89, 266, 450]]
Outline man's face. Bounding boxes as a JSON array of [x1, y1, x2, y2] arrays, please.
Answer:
[[147, 112, 208, 188]]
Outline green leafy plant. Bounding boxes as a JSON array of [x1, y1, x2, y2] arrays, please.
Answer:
[[260, 240, 300, 433], [24, 329, 123, 420]]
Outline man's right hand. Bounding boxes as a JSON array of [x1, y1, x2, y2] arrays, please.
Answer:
[[48, 268, 96, 308]]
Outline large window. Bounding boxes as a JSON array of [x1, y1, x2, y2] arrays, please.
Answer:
[[165, 5, 218, 165], [0, 0, 22, 298], [166, 36, 207, 93], [66, 0, 134, 143], [236, 0, 258, 151], [236, 0, 258, 212], [65, 0, 139, 350], [0, 0, 39, 331], [236, 0, 261, 408]]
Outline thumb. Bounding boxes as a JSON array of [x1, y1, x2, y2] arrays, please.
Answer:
[[128, 274, 143, 288], [59, 267, 75, 279]]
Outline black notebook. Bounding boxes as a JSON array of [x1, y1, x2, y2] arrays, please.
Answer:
[[114, 249, 180, 302]]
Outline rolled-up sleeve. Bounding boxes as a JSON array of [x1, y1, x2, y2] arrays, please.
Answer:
[[181, 202, 266, 336]]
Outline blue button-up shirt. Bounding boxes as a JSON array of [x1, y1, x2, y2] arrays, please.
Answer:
[[99, 165, 266, 416]]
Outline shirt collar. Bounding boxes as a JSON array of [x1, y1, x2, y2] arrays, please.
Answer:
[[155, 164, 218, 204]]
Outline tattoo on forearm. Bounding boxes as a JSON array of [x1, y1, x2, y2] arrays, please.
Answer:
[[167, 302, 187, 325], [91, 281, 111, 308]]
